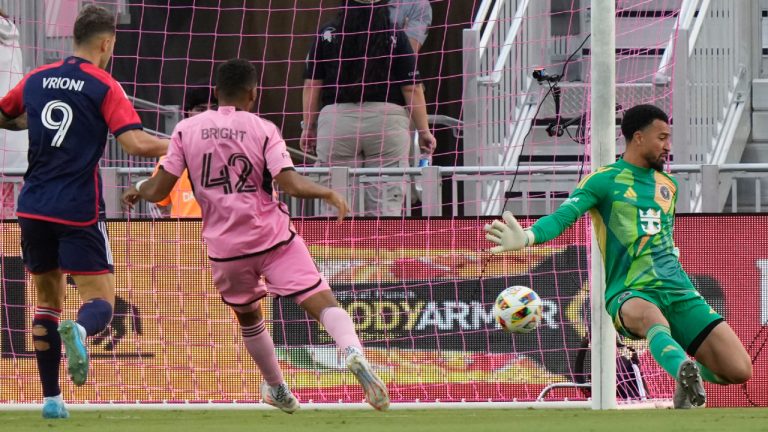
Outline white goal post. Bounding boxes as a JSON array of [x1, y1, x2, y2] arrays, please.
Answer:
[[590, 0, 618, 410]]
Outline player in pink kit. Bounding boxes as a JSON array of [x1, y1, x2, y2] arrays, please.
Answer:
[[122, 59, 389, 413]]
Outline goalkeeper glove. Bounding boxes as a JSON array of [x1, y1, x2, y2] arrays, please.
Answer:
[[484, 211, 535, 253]]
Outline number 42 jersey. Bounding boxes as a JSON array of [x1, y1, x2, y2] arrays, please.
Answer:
[[161, 106, 296, 261], [0, 56, 142, 225]]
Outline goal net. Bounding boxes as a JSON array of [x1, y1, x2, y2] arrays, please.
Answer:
[[3, 0, 760, 409]]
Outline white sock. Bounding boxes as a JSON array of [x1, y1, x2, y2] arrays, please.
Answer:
[[76, 322, 87, 340], [44, 393, 63, 403]]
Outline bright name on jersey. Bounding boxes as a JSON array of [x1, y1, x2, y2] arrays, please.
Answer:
[[201, 127, 247, 141], [42, 77, 85, 91]]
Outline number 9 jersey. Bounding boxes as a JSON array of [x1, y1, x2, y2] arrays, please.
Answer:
[[0, 56, 142, 225]]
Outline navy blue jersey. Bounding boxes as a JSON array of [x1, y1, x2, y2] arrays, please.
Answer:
[[0, 56, 142, 225]]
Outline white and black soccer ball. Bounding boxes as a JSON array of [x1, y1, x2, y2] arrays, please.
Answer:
[[492, 285, 543, 334]]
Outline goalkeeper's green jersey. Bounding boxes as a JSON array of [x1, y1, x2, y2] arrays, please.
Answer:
[[529, 158, 694, 301]]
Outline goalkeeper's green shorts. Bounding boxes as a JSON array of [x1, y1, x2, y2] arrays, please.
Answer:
[[606, 288, 724, 356]]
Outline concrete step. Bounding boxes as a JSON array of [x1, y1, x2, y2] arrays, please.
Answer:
[[525, 82, 668, 118], [732, 142, 768, 210], [745, 111, 768, 142], [579, 47, 666, 83], [741, 142, 768, 163], [503, 173, 583, 216], [522, 125, 589, 158], [753, 79, 768, 112], [503, 82, 665, 162], [602, 16, 676, 49], [549, 2, 678, 83], [616, 0, 684, 11]]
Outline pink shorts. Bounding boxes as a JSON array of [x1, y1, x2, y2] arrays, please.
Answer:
[[210, 236, 331, 312]]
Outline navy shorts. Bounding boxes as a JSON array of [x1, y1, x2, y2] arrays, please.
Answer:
[[19, 217, 114, 275]]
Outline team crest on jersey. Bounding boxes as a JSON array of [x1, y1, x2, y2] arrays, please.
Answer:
[[659, 185, 671, 201], [639, 209, 661, 235], [653, 173, 675, 213]]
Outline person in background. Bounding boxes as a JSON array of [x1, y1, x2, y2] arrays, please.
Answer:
[[301, 0, 436, 216], [389, 0, 433, 201], [0, 8, 27, 219], [150, 84, 217, 218], [390, 0, 432, 54]]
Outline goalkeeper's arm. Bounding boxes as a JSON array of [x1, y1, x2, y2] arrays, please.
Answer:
[[484, 200, 591, 254], [484, 177, 604, 253]]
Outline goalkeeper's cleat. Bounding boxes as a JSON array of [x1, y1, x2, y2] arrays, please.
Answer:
[[261, 381, 300, 414], [674, 360, 706, 409], [58, 320, 89, 386], [672, 382, 692, 409], [41, 398, 69, 419], [345, 346, 390, 411]]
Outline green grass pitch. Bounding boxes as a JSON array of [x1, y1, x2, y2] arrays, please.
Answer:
[[1, 408, 767, 432]]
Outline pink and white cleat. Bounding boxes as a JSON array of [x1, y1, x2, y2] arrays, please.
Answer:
[[260, 381, 300, 414], [345, 346, 390, 411]]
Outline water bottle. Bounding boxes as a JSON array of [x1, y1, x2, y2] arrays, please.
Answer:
[[415, 157, 431, 202]]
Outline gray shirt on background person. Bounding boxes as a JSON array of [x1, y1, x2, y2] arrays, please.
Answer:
[[389, 0, 432, 51]]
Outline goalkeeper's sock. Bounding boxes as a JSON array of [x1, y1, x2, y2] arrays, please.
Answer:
[[319, 307, 363, 351], [647, 324, 688, 379], [32, 307, 62, 397], [242, 319, 284, 387], [697, 362, 729, 384], [76, 299, 113, 336]]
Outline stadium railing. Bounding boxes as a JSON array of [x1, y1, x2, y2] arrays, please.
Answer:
[[4, 163, 768, 218], [462, 0, 548, 216]]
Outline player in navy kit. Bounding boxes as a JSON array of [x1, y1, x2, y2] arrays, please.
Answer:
[[0, 5, 167, 418]]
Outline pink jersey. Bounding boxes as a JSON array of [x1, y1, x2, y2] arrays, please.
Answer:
[[162, 106, 295, 260]]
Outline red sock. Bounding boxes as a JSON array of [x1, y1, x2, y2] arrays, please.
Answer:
[[33, 306, 62, 397]]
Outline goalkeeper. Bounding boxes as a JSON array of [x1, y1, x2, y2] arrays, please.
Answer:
[[484, 104, 751, 408]]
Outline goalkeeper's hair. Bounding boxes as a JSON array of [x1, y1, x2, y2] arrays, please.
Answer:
[[73, 5, 116, 46], [215, 59, 258, 100], [621, 104, 669, 142]]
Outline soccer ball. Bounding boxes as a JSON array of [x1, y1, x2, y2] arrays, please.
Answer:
[[492, 285, 543, 334]]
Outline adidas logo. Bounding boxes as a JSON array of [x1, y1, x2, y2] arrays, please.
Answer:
[[624, 187, 637, 200]]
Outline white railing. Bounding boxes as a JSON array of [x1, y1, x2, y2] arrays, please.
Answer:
[[657, 0, 754, 212], [462, 0, 548, 215], [5, 163, 768, 218]]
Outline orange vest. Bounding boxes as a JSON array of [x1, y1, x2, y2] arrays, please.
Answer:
[[154, 158, 202, 218]]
